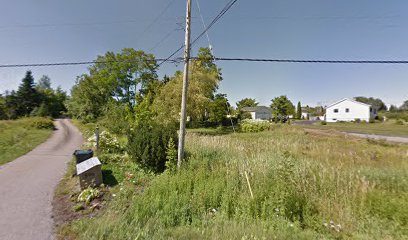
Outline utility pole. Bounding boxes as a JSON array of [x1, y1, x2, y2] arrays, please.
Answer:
[[177, 0, 192, 169]]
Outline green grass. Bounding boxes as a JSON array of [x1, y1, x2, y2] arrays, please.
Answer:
[[62, 125, 408, 239], [0, 118, 53, 165], [297, 121, 408, 137]]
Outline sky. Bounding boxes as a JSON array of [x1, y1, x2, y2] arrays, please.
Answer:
[[0, 0, 407, 107]]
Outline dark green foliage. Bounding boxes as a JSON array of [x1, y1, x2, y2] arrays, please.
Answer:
[[236, 98, 258, 111], [400, 100, 408, 111], [25, 117, 54, 129], [270, 95, 295, 118], [127, 122, 178, 173], [296, 101, 302, 120], [355, 96, 387, 111], [16, 71, 41, 116], [208, 94, 229, 125]]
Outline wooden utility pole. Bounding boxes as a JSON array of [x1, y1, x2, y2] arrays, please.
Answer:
[[177, 0, 192, 169]]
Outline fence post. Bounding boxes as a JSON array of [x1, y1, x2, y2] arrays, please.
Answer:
[[95, 126, 100, 151]]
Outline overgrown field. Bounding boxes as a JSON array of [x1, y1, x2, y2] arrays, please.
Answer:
[[65, 126, 408, 239], [0, 117, 53, 165], [299, 120, 408, 137]]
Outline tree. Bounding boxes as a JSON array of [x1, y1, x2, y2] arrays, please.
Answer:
[[151, 48, 221, 123], [354, 96, 387, 111], [400, 100, 408, 111], [16, 71, 40, 116], [91, 48, 157, 108], [296, 101, 302, 119], [389, 105, 398, 112], [37, 75, 52, 90], [0, 95, 7, 120], [270, 95, 295, 118], [236, 98, 258, 111], [208, 94, 229, 124], [66, 48, 157, 122]]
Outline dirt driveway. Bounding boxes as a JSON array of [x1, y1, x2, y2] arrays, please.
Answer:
[[0, 119, 83, 240]]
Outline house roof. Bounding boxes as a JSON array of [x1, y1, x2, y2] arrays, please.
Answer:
[[241, 106, 271, 112], [76, 157, 101, 175], [326, 98, 373, 109]]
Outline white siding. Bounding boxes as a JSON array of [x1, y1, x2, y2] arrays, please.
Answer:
[[326, 99, 373, 122]]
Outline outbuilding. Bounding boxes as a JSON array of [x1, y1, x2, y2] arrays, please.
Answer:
[[241, 106, 272, 120], [325, 98, 378, 122]]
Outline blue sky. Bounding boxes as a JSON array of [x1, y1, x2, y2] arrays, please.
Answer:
[[0, 0, 407, 107]]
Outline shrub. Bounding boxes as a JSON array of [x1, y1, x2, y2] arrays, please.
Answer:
[[99, 131, 123, 153], [77, 187, 100, 204], [395, 119, 404, 125], [320, 121, 327, 125], [27, 117, 54, 129], [127, 122, 178, 173], [240, 119, 271, 133], [369, 118, 376, 124]]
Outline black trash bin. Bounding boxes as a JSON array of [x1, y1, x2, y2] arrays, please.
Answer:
[[73, 149, 94, 164]]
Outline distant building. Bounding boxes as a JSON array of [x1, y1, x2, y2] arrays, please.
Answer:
[[325, 98, 378, 122], [242, 106, 272, 120]]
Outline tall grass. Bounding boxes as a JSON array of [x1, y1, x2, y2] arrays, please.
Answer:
[[0, 118, 53, 165], [70, 126, 408, 239]]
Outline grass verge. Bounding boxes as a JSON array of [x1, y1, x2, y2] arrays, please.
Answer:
[[0, 118, 53, 165], [59, 125, 408, 239]]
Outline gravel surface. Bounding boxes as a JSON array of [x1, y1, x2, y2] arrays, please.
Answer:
[[347, 132, 408, 144], [0, 119, 83, 240]]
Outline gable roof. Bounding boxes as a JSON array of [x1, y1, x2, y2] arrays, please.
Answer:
[[242, 106, 271, 112], [76, 157, 101, 175], [326, 98, 372, 109]]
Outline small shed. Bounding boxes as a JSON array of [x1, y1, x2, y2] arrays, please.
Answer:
[[76, 157, 103, 189], [241, 106, 272, 120]]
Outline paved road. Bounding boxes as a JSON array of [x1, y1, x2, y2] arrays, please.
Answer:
[[347, 132, 408, 144], [0, 119, 83, 240]]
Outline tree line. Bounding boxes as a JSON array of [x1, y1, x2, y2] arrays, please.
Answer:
[[0, 71, 67, 120]]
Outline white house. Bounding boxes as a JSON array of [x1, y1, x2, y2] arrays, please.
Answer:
[[242, 106, 272, 120], [325, 98, 378, 122]]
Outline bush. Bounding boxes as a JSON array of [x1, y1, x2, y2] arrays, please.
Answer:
[[99, 131, 123, 153], [395, 119, 404, 125], [320, 121, 327, 125], [26, 117, 54, 129], [240, 119, 271, 133], [127, 122, 178, 173], [369, 118, 376, 124]]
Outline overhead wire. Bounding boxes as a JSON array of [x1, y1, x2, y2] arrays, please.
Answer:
[[196, 0, 236, 133], [157, 0, 238, 67]]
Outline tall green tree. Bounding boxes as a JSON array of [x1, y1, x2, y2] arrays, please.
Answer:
[[209, 94, 229, 124], [270, 95, 295, 118], [296, 101, 302, 119], [400, 100, 408, 111], [66, 48, 157, 122], [16, 71, 40, 116], [36, 75, 52, 90], [354, 96, 387, 111], [236, 98, 258, 111], [152, 48, 221, 123]]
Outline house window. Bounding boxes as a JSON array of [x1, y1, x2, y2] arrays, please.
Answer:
[[370, 107, 373, 113], [334, 109, 339, 113], [345, 108, 350, 113]]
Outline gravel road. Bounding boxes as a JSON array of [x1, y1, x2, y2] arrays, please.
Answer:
[[0, 119, 83, 240]]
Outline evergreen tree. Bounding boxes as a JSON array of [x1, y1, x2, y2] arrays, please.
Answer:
[[296, 101, 302, 119], [16, 71, 40, 116]]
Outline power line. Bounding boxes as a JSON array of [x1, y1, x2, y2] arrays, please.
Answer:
[[157, 0, 238, 67], [213, 58, 408, 64], [0, 59, 182, 68], [4, 57, 408, 68], [135, 0, 178, 43]]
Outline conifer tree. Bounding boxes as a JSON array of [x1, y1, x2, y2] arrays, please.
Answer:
[[296, 101, 302, 119], [16, 71, 40, 116]]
